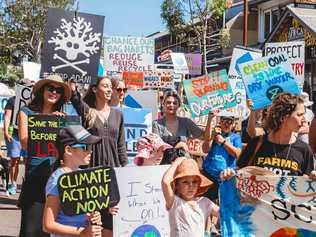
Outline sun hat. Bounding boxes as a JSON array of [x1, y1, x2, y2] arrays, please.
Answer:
[[32, 74, 71, 101], [134, 133, 172, 165], [217, 110, 238, 120], [301, 92, 313, 107], [172, 159, 213, 197]]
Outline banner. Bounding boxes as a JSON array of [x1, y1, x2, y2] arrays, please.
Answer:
[[104, 36, 155, 73], [23, 62, 41, 82], [240, 54, 300, 110], [170, 53, 189, 74], [220, 169, 316, 237], [41, 8, 104, 84], [155, 68, 174, 88], [0, 96, 9, 128], [122, 107, 152, 165], [265, 41, 305, 90], [228, 46, 262, 119], [185, 53, 202, 76], [27, 115, 80, 157], [13, 85, 32, 128], [113, 165, 170, 237], [58, 167, 120, 216], [183, 69, 236, 118]]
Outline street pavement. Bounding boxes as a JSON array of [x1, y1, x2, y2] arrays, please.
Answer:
[[0, 162, 24, 237]]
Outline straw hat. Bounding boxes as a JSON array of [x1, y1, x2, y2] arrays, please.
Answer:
[[32, 75, 71, 101], [172, 159, 213, 197]]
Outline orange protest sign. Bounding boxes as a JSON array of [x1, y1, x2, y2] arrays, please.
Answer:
[[123, 71, 144, 88]]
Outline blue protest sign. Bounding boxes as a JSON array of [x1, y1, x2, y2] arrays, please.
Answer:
[[122, 107, 152, 165], [240, 54, 300, 110]]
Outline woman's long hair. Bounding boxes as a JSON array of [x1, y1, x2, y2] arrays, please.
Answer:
[[264, 93, 304, 132], [28, 86, 65, 113], [82, 76, 117, 128]]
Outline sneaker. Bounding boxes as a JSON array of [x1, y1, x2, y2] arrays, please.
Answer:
[[8, 184, 16, 195]]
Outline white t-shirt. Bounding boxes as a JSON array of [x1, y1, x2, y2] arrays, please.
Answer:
[[168, 195, 215, 237]]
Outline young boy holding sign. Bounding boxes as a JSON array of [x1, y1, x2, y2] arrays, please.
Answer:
[[43, 125, 117, 237]]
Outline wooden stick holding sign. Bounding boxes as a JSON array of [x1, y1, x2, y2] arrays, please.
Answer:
[[57, 167, 120, 216]]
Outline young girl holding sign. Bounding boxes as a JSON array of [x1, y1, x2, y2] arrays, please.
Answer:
[[43, 125, 118, 237], [162, 157, 234, 236]]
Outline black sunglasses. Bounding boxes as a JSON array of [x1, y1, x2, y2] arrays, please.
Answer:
[[45, 85, 63, 94], [116, 88, 127, 93]]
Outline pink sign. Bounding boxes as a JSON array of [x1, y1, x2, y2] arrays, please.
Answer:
[[185, 53, 202, 76]]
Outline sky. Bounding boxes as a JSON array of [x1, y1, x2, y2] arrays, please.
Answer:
[[78, 0, 166, 37]]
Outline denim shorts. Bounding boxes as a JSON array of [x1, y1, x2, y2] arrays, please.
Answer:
[[5, 134, 22, 158]]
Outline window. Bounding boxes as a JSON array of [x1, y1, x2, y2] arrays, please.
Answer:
[[262, 8, 281, 40]]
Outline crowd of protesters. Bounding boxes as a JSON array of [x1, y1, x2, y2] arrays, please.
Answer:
[[1, 73, 316, 237]]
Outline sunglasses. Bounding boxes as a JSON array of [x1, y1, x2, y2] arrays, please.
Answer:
[[220, 118, 234, 124], [116, 88, 127, 93], [70, 144, 88, 151], [45, 85, 63, 94]]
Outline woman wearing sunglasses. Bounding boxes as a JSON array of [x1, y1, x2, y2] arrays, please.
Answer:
[[109, 80, 127, 108], [18, 75, 72, 237]]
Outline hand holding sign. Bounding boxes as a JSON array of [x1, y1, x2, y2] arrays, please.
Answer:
[[58, 167, 120, 216]]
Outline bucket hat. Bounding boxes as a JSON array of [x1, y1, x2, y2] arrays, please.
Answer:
[[134, 133, 172, 165], [172, 159, 213, 197], [32, 74, 71, 101]]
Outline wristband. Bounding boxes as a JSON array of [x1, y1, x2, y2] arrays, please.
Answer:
[[221, 140, 226, 146]]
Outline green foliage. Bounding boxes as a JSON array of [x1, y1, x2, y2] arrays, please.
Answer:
[[0, 0, 75, 63], [0, 64, 23, 86], [219, 28, 231, 48]]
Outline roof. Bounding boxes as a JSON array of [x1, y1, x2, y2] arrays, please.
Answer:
[[265, 5, 316, 43]]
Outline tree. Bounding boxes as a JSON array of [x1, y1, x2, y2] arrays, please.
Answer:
[[0, 0, 75, 64], [161, 0, 230, 74]]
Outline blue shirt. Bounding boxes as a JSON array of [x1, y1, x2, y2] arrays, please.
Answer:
[[46, 168, 87, 228], [203, 132, 242, 180]]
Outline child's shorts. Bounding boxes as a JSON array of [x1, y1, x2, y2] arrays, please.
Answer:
[[5, 134, 22, 158]]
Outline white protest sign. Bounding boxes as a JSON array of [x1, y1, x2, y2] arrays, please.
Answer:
[[170, 53, 189, 74], [125, 90, 158, 119], [23, 62, 41, 82], [114, 165, 170, 237], [13, 85, 33, 128], [228, 46, 262, 119], [0, 96, 10, 128], [265, 41, 305, 90], [104, 36, 155, 73]]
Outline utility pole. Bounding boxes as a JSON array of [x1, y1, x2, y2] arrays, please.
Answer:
[[243, 0, 248, 46]]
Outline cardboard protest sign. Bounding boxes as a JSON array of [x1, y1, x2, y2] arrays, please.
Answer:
[[170, 53, 189, 74], [41, 8, 104, 84], [187, 138, 205, 157], [183, 69, 236, 118], [125, 90, 158, 119], [228, 46, 262, 119], [156, 68, 174, 88], [123, 71, 144, 88], [0, 96, 9, 128], [113, 165, 170, 237], [122, 107, 152, 165], [220, 170, 316, 237], [12, 85, 32, 128], [27, 115, 80, 157], [240, 54, 300, 110], [104, 36, 155, 73], [23, 62, 41, 82], [185, 53, 202, 76], [265, 41, 305, 90], [58, 167, 120, 216]]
